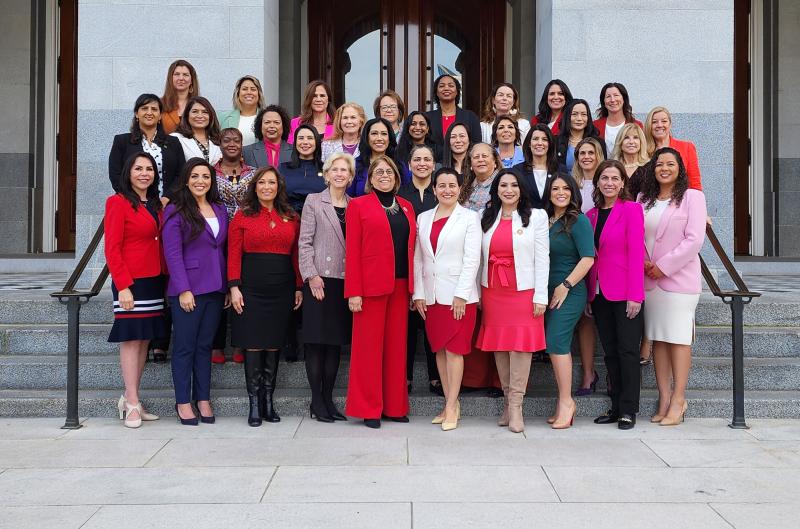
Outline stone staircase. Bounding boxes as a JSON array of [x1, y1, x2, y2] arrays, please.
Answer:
[[0, 288, 798, 419]]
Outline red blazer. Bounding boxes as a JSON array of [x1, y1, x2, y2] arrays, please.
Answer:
[[592, 117, 643, 139], [586, 200, 645, 304], [104, 194, 164, 291], [344, 193, 416, 298], [530, 114, 562, 136], [668, 137, 702, 191]]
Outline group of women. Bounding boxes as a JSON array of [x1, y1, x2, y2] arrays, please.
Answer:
[[105, 59, 707, 432]]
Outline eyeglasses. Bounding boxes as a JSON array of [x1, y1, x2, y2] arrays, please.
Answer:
[[380, 105, 399, 111], [373, 169, 395, 176]]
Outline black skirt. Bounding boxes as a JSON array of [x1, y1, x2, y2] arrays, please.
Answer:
[[301, 277, 352, 346], [108, 275, 167, 343], [230, 253, 296, 349]]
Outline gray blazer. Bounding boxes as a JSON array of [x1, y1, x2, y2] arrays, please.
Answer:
[[242, 140, 293, 168], [298, 188, 351, 281]]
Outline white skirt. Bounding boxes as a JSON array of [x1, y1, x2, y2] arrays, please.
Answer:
[[643, 286, 699, 345]]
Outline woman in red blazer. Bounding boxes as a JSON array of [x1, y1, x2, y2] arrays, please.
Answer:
[[644, 106, 703, 191], [585, 159, 645, 430], [592, 82, 643, 156], [345, 155, 416, 428], [529, 79, 573, 136], [104, 152, 166, 428]]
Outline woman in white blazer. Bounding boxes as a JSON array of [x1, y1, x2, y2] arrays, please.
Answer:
[[413, 168, 481, 431], [170, 96, 223, 167], [475, 169, 549, 433]]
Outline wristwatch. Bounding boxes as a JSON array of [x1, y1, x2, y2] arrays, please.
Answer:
[[562, 279, 573, 290]]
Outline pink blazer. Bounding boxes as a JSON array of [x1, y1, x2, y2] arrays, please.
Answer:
[[642, 189, 707, 294], [586, 200, 645, 303]]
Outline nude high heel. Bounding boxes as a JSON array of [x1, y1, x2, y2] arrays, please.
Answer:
[[659, 401, 688, 426], [119, 394, 159, 421], [441, 401, 460, 432], [551, 401, 577, 430], [124, 401, 143, 428]]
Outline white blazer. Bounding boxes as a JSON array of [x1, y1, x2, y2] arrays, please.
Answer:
[[413, 204, 482, 305], [480, 208, 549, 305], [170, 132, 223, 166]]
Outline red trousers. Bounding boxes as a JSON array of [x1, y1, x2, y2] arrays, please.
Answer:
[[345, 279, 410, 419]]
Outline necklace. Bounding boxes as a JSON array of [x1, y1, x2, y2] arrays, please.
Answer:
[[382, 197, 401, 215], [501, 211, 513, 219], [549, 214, 564, 228], [194, 137, 210, 162], [334, 206, 346, 223]]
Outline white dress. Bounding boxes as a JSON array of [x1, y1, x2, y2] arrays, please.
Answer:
[[643, 199, 700, 345]]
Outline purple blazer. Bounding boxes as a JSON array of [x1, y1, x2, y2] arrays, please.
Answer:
[[162, 202, 228, 297]]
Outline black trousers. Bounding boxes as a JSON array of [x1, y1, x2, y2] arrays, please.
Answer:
[[592, 292, 642, 416], [407, 309, 438, 383]]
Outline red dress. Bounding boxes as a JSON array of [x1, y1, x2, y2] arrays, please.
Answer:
[[475, 219, 546, 352], [424, 217, 477, 355]]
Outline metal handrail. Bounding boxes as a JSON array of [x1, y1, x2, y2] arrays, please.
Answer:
[[699, 224, 760, 429], [50, 220, 109, 429]]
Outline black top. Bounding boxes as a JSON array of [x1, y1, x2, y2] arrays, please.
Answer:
[[375, 189, 410, 279], [278, 159, 326, 214], [108, 132, 186, 199], [626, 165, 648, 199], [397, 181, 437, 217], [334, 206, 346, 239], [594, 206, 612, 249], [512, 164, 552, 210]]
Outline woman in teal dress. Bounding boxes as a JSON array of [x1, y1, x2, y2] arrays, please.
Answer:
[[543, 173, 595, 429]]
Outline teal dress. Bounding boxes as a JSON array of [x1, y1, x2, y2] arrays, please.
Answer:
[[545, 214, 595, 354]]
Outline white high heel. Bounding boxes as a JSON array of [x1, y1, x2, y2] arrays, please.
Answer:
[[118, 395, 159, 422], [124, 401, 143, 428]]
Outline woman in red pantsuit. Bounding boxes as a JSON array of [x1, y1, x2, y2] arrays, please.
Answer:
[[345, 155, 416, 428]]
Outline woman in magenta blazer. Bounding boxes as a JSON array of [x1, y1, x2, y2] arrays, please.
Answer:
[[162, 158, 229, 425], [586, 159, 645, 430], [638, 147, 706, 426]]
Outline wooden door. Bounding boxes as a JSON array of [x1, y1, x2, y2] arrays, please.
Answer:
[[56, 0, 77, 252]]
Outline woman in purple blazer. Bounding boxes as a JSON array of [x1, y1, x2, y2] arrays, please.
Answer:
[[638, 147, 706, 426], [585, 159, 645, 430], [162, 158, 229, 425]]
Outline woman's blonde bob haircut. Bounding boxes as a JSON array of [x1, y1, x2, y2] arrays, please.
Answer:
[[612, 122, 649, 167], [364, 155, 401, 194], [322, 152, 356, 185]]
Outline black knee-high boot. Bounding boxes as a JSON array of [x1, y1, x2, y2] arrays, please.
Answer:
[[261, 349, 281, 422], [244, 350, 264, 427], [322, 345, 346, 420], [305, 343, 333, 421]]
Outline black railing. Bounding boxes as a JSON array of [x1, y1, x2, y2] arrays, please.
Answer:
[[50, 220, 109, 429], [699, 225, 760, 429]]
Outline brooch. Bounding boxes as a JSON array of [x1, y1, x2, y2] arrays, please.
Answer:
[[516, 229, 523, 235]]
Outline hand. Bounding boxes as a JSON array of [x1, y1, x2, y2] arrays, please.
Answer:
[[549, 284, 569, 310], [584, 303, 593, 317], [293, 290, 303, 310], [451, 297, 466, 321], [179, 291, 195, 312], [413, 299, 427, 320], [533, 303, 547, 318], [644, 260, 653, 273], [349, 296, 363, 312], [309, 275, 325, 301], [230, 286, 244, 315], [223, 294, 231, 309], [626, 300, 641, 319], [118, 288, 134, 311], [647, 264, 665, 280]]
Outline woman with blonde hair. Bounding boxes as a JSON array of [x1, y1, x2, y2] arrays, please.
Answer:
[[644, 106, 702, 190], [219, 75, 267, 146], [612, 123, 650, 197], [322, 103, 366, 161]]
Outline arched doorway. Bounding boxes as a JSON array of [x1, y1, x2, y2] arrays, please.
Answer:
[[307, 0, 505, 116]]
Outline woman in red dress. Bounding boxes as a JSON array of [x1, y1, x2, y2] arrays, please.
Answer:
[[413, 168, 482, 431], [345, 155, 416, 428], [476, 169, 550, 433]]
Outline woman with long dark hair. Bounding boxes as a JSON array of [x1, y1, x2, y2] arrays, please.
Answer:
[[543, 174, 595, 428], [160, 59, 199, 134], [593, 82, 643, 155], [280, 124, 326, 214], [228, 167, 303, 426], [480, 81, 531, 144], [476, 169, 549, 432], [555, 99, 603, 172], [638, 147, 706, 426], [513, 124, 561, 209], [348, 117, 407, 197], [586, 159, 645, 430], [396, 111, 439, 164], [289, 80, 336, 141], [109, 93, 186, 201], [530, 79, 573, 135], [492, 116, 525, 169], [105, 153, 166, 428], [171, 96, 222, 166], [162, 158, 228, 425], [441, 122, 471, 176]]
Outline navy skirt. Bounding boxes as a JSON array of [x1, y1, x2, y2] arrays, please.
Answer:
[[108, 275, 167, 343]]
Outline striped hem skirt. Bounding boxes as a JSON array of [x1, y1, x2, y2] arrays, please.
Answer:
[[108, 275, 167, 343]]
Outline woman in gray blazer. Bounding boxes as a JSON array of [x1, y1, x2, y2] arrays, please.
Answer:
[[298, 152, 355, 422], [242, 104, 293, 168]]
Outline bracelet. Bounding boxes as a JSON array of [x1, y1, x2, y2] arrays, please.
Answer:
[[562, 279, 573, 290]]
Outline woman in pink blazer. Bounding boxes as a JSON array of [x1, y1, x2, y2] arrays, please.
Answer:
[[585, 159, 645, 430], [638, 147, 706, 426]]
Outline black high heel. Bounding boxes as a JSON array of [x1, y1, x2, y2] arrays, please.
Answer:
[[175, 404, 198, 426], [193, 400, 215, 424], [309, 404, 334, 423]]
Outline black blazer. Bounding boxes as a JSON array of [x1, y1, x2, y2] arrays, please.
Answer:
[[242, 140, 293, 169], [425, 107, 482, 148], [512, 163, 567, 210], [555, 133, 607, 168], [109, 132, 185, 198]]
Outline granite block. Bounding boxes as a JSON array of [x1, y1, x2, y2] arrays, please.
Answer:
[[777, 158, 800, 191], [710, 503, 800, 529], [0, 187, 30, 221], [0, 439, 168, 468], [0, 153, 30, 187], [0, 418, 70, 440], [0, 506, 99, 529], [643, 439, 797, 468], [229, 8, 265, 59], [0, 85, 30, 154], [0, 221, 28, 253], [63, 416, 301, 440], [745, 419, 800, 440], [77, 57, 113, 111]]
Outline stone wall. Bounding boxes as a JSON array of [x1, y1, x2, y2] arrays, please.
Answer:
[[777, 1, 800, 255]]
